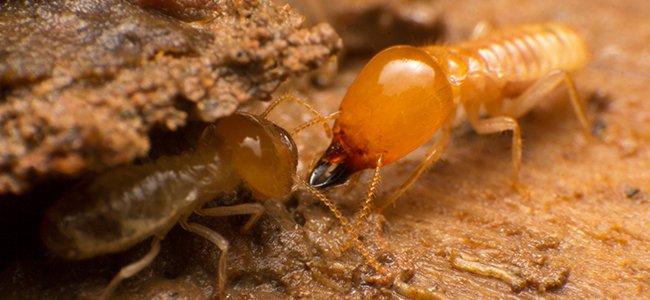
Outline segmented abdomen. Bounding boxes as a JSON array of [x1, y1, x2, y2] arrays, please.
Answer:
[[42, 150, 236, 259], [463, 23, 589, 82]]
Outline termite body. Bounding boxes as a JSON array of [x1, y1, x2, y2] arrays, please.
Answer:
[[309, 23, 592, 210], [42, 112, 298, 299], [41, 97, 401, 299]]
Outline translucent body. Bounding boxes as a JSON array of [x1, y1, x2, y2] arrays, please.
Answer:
[[213, 114, 298, 199], [425, 23, 588, 108], [42, 113, 297, 259], [313, 23, 588, 179]]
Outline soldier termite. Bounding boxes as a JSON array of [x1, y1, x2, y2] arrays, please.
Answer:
[[40, 95, 378, 299], [308, 23, 593, 215]]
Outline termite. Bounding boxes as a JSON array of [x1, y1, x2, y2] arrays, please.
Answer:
[[40, 95, 370, 299], [308, 22, 593, 213]]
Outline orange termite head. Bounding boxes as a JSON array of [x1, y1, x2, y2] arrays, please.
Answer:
[[310, 45, 454, 188], [206, 113, 298, 199]]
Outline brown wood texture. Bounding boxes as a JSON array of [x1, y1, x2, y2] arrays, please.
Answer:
[[1, 0, 648, 298], [285, 0, 650, 297]]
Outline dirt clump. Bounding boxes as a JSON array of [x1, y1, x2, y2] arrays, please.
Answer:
[[0, 0, 341, 195], [279, 0, 446, 54], [1, 0, 650, 299]]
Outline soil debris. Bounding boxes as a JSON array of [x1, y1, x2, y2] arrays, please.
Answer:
[[1, 0, 649, 298], [0, 0, 341, 195], [280, 0, 446, 53]]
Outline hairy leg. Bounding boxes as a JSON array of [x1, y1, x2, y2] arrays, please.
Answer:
[[99, 236, 162, 300], [466, 102, 522, 184], [505, 70, 591, 137], [196, 203, 265, 233], [378, 127, 452, 212], [180, 219, 229, 299]]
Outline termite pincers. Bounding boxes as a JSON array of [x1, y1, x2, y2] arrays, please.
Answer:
[[309, 23, 593, 213]]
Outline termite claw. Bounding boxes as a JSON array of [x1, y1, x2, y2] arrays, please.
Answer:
[[309, 159, 351, 188]]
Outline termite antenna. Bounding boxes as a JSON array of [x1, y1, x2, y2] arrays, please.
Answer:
[[378, 127, 452, 212], [260, 93, 333, 137], [293, 176, 387, 275], [291, 111, 339, 137], [339, 156, 383, 252]]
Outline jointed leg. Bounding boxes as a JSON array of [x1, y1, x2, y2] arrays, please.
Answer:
[[180, 219, 229, 300], [506, 70, 591, 136], [563, 72, 591, 136], [378, 127, 452, 212], [196, 203, 265, 233], [466, 103, 522, 183], [99, 236, 162, 300]]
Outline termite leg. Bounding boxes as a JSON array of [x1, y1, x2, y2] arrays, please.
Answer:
[[466, 103, 522, 185], [506, 70, 591, 137], [99, 236, 162, 300], [564, 72, 592, 137], [180, 219, 229, 299], [196, 203, 265, 234], [378, 127, 452, 212]]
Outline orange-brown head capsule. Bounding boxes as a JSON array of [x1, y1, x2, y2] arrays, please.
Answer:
[[310, 46, 454, 187], [210, 113, 298, 199]]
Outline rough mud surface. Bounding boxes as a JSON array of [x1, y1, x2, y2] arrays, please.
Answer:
[[327, 0, 647, 298], [1, 0, 650, 299], [279, 0, 446, 53], [0, 0, 341, 194], [276, 0, 650, 298]]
